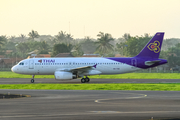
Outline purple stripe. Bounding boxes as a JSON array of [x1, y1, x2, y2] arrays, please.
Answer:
[[106, 57, 167, 69]]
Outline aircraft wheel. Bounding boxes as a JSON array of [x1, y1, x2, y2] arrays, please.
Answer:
[[81, 78, 86, 83], [31, 79, 34, 83], [85, 77, 90, 82]]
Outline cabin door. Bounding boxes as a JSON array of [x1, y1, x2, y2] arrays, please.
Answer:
[[29, 60, 34, 69]]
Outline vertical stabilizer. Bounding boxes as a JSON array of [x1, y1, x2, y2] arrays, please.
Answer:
[[136, 32, 164, 59]]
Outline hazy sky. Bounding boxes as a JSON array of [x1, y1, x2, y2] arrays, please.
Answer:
[[0, 0, 180, 39]]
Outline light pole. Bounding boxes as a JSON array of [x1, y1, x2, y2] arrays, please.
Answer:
[[15, 44, 18, 64]]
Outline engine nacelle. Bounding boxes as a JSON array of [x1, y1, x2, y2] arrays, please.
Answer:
[[54, 71, 74, 80]]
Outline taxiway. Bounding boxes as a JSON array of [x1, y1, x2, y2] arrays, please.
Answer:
[[0, 78, 180, 120], [0, 78, 179, 84], [0, 89, 180, 120]]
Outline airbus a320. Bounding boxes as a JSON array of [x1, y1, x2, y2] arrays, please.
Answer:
[[11, 32, 167, 83]]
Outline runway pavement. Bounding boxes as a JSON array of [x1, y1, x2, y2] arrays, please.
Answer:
[[0, 89, 180, 120], [0, 78, 180, 84], [0, 78, 180, 119]]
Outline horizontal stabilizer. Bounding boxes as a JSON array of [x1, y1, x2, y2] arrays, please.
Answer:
[[145, 60, 161, 66]]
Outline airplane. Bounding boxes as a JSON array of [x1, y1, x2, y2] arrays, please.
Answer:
[[11, 32, 167, 83]]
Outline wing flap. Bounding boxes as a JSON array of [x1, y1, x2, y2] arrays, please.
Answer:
[[70, 66, 92, 71]]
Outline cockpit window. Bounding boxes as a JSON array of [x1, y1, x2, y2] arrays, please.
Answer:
[[19, 62, 24, 65]]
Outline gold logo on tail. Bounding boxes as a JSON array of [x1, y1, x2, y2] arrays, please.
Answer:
[[147, 41, 160, 53]]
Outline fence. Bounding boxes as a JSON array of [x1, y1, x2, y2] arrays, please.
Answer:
[[0, 67, 11, 71]]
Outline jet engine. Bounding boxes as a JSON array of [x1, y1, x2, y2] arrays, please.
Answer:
[[54, 71, 76, 80]]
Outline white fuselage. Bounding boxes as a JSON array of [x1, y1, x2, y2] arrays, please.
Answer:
[[12, 57, 140, 76]]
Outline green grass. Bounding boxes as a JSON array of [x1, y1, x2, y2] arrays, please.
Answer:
[[0, 71, 53, 78], [1, 71, 180, 79], [1, 72, 180, 91], [0, 83, 180, 91]]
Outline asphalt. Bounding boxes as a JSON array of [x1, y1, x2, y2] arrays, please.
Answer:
[[0, 78, 180, 84], [0, 79, 180, 120], [0, 89, 180, 120]]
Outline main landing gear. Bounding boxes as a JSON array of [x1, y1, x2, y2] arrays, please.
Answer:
[[31, 75, 35, 83], [81, 76, 90, 83]]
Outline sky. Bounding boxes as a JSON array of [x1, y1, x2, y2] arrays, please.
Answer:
[[0, 0, 180, 39]]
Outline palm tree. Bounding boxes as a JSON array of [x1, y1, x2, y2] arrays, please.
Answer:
[[0, 36, 6, 47], [80, 36, 96, 54], [55, 31, 74, 45], [38, 41, 49, 54], [19, 34, 26, 42], [16, 42, 29, 58], [95, 32, 114, 56], [28, 30, 40, 40], [66, 33, 73, 45], [9, 35, 16, 42], [122, 33, 131, 41], [55, 31, 66, 44], [84, 36, 92, 41], [71, 44, 84, 57]]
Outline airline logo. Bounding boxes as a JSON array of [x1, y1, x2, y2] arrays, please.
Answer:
[[38, 59, 55, 63], [147, 41, 160, 53], [38, 60, 42, 63]]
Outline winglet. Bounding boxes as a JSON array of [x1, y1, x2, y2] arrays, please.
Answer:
[[93, 64, 97, 68], [136, 32, 164, 59]]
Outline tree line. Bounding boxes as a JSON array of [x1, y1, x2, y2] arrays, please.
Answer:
[[0, 30, 180, 69]]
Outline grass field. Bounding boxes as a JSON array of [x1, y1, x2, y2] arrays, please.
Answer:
[[0, 71, 180, 79], [0, 83, 180, 91], [1, 72, 180, 91]]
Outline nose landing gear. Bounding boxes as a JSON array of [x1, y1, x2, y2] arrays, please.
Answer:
[[31, 75, 35, 83]]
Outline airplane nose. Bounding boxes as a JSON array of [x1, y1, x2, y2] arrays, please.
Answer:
[[11, 66, 16, 73]]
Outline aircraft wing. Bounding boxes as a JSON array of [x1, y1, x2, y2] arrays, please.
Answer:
[[56, 64, 101, 76], [70, 66, 93, 71], [145, 60, 161, 66], [57, 64, 97, 72]]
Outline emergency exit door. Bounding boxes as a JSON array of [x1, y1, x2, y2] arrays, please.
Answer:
[[131, 59, 137, 67]]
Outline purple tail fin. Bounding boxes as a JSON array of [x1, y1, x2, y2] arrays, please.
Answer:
[[136, 32, 164, 59]]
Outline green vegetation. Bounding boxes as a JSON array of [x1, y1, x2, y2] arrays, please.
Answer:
[[116, 33, 151, 57], [1, 31, 180, 70], [0, 83, 180, 91], [28, 30, 40, 40], [1, 71, 180, 79], [95, 32, 114, 56], [52, 43, 73, 56], [90, 73, 180, 79], [1, 72, 180, 91], [0, 71, 53, 78]]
